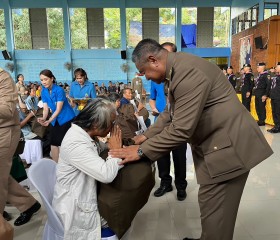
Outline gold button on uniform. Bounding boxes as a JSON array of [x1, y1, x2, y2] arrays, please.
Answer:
[[214, 146, 218, 150]]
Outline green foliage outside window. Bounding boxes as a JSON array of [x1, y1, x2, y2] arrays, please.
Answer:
[[12, 9, 32, 49], [104, 8, 121, 49], [0, 9, 6, 49], [214, 7, 230, 47], [70, 8, 88, 49], [47, 8, 65, 49]]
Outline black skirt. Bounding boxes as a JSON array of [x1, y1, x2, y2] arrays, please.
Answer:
[[50, 120, 72, 146]]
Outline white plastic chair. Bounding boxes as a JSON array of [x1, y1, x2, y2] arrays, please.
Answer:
[[28, 159, 64, 240]]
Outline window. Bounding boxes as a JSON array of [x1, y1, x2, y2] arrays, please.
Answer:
[[47, 8, 64, 49], [126, 8, 142, 48], [70, 8, 88, 49], [231, 4, 259, 35], [182, 7, 197, 25], [181, 8, 197, 48], [70, 8, 120, 49], [0, 9, 6, 49], [12, 9, 32, 49], [264, 2, 279, 20], [159, 8, 175, 45], [104, 8, 121, 49], [213, 7, 230, 47]]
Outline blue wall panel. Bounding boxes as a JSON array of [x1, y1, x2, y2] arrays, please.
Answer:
[[73, 59, 127, 82]]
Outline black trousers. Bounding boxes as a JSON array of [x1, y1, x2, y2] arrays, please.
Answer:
[[241, 91, 251, 112], [156, 143, 187, 190], [271, 99, 280, 127], [255, 96, 266, 123]]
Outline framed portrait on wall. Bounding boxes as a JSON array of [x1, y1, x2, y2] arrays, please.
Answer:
[[239, 34, 253, 69]]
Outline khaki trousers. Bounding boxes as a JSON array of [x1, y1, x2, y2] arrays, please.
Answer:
[[0, 125, 36, 214], [198, 171, 249, 240]]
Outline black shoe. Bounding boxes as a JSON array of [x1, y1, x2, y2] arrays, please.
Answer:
[[267, 128, 274, 132], [183, 238, 200, 240], [270, 127, 280, 133], [14, 201, 41, 226], [257, 121, 265, 126], [154, 185, 173, 197], [3, 211, 12, 221], [177, 190, 187, 201]]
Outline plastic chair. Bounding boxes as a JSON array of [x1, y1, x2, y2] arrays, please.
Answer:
[[28, 159, 64, 240]]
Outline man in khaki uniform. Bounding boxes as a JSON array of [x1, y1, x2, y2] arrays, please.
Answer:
[[131, 75, 146, 104], [109, 39, 273, 240], [0, 69, 40, 226]]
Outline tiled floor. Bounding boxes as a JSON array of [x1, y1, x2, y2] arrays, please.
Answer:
[[7, 125, 280, 240]]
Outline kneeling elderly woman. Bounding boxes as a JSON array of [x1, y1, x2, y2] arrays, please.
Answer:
[[52, 98, 123, 239]]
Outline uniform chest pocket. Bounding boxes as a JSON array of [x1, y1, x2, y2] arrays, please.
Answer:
[[200, 131, 244, 178], [74, 202, 98, 230]]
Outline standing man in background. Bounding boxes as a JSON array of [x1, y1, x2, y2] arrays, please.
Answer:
[[254, 62, 271, 126], [131, 74, 144, 104], [227, 66, 237, 90], [149, 42, 187, 201], [267, 62, 280, 133], [241, 64, 254, 112]]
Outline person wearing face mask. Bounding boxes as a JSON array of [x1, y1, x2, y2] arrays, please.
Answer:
[[37, 69, 75, 162], [69, 68, 97, 115]]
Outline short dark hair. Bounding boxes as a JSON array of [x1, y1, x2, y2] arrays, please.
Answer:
[[132, 38, 164, 64], [16, 74, 24, 82], [108, 92, 121, 103], [161, 42, 177, 52], [74, 68, 88, 80]]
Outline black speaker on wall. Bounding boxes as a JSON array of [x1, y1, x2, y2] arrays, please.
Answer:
[[254, 36, 263, 49], [121, 50, 127, 60], [2, 50, 12, 60]]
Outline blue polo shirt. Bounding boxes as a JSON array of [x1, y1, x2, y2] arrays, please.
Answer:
[[69, 80, 96, 99], [69, 80, 96, 115], [41, 84, 75, 126], [150, 81, 166, 114]]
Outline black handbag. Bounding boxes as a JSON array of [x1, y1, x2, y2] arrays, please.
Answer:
[[14, 131, 25, 155]]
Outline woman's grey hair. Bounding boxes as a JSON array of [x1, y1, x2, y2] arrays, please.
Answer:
[[73, 98, 116, 131], [132, 38, 164, 64]]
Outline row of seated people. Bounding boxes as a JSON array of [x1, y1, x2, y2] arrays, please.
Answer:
[[17, 88, 51, 161]]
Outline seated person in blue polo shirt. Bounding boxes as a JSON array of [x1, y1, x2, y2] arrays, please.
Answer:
[[69, 68, 97, 115], [38, 69, 75, 162]]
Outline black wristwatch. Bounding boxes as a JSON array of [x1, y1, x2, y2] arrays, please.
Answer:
[[137, 147, 145, 158]]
